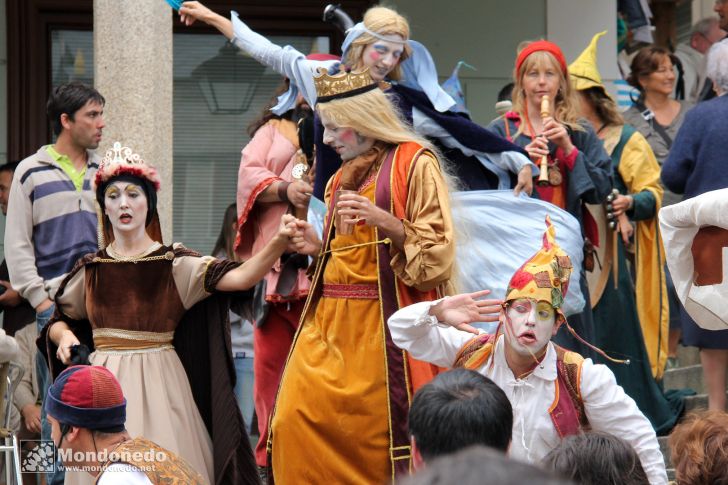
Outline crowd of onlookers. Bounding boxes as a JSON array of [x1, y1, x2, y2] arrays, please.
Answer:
[[400, 369, 728, 485]]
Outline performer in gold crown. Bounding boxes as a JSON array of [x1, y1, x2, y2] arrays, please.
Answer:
[[39, 142, 303, 484], [267, 68, 459, 484]]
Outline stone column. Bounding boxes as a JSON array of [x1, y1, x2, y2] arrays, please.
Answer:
[[94, 0, 173, 242]]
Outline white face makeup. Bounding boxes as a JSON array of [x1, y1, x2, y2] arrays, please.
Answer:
[[503, 298, 557, 357], [104, 181, 148, 235], [361, 36, 405, 81], [319, 111, 375, 161]]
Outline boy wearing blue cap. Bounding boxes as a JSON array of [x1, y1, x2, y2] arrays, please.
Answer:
[[46, 365, 205, 484]]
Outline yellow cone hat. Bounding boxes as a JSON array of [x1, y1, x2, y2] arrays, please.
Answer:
[[569, 31, 607, 92]]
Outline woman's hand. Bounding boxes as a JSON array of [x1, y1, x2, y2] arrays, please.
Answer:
[[611, 194, 633, 216], [56, 329, 80, 365], [617, 214, 634, 246], [429, 290, 503, 335], [514, 165, 534, 196], [287, 180, 313, 209], [179, 2, 234, 38], [289, 220, 321, 256], [524, 136, 549, 162], [542, 116, 574, 154], [179, 1, 213, 26], [273, 214, 299, 247]]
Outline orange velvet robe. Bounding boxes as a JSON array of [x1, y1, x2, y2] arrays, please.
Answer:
[[270, 142, 454, 484]]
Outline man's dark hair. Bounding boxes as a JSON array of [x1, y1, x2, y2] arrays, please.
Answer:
[[398, 445, 573, 485], [0, 162, 20, 175], [47, 82, 105, 136], [408, 368, 513, 461], [497, 82, 515, 102], [543, 432, 649, 485]]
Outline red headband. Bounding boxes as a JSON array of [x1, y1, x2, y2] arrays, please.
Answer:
[[515, 40, 568, 75]]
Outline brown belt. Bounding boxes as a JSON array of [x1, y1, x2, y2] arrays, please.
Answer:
[[322, 283, 379, 300], [93, 328, 174, 352]]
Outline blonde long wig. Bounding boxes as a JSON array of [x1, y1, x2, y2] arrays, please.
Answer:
[[344, 6, 412, 81], [317, 86, 464, 290], [511, 50, 583, 137], [317, 87, 434, 155]]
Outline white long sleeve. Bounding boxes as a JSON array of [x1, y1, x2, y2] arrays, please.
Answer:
[[230, 12, 335, 108], [388, 300, 476, 368]]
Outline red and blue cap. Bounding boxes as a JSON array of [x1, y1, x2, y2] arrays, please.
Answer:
[[45, 366, 126, 431]]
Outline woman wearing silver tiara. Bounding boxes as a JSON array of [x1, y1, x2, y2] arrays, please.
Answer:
[[177, 1, 537, 198], [39, 142, 304, 485]]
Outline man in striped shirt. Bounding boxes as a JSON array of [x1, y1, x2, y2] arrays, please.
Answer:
[[5, 82, 105, 484]]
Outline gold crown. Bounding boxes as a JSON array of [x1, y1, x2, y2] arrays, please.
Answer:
[[314, 67, 378, 102]]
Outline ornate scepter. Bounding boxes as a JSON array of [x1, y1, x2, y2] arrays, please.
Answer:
[[538, 95, 550, 186]]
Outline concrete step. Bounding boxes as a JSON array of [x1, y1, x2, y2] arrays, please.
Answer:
[[675, 345, 700, 367], [659, 436, 672, 468], [658, 437, 676, 481], [663, 364, 704, 393], [684, 392, 720, 412]]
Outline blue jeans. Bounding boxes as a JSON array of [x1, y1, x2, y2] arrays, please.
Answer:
[[233, 354, 255, 434], [36, 304, 64, 484]]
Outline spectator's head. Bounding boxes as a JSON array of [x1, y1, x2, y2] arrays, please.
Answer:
[[398, 445, 572, 485], [45, 366, 127, 475], [627, 46, 680, 100], [408, 369, 512, 465], [495, 82, 515, 115], [715, 0, 728, 33], [212, 203, 239, 260], [669, 410, 728, 485], [543, 432, 649, 485], [690, 17, 726, 54], [0, 162, 20, 216], [706, 38, 728, 95], [46, 82, 105, 148]]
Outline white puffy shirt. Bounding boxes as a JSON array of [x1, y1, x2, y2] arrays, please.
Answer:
[[388, 300, 668, 485]]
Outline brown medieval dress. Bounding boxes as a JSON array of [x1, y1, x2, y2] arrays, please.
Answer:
[[39, 243, 259, 485]]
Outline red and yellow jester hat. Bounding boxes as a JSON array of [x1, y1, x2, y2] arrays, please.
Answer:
[[504, 216, 573, 327]]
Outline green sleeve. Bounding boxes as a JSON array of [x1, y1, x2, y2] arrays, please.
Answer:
[[628, 190, 656, 221]]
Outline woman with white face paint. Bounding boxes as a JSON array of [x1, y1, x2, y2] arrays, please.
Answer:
[[177, 1, 536, 197], [38, 142, 303, 485], [388, 217, 669, 485]]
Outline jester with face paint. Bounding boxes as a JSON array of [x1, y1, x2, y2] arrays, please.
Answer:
[[177, 1, 537, 198], [388, 217, 669, 485]]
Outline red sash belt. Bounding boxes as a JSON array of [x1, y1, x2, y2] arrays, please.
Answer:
[[322, 283, 379, 300]]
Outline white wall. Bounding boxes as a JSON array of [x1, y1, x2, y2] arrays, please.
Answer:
[[693, 0, 718, 22], [390, 0, 618, 125], [391, 0, 547, 125]]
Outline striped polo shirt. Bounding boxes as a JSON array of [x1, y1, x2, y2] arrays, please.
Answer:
[[5, 146, 99, 307]]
